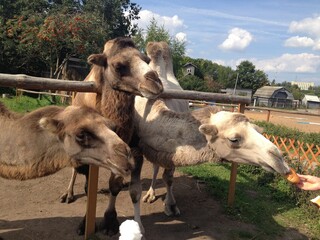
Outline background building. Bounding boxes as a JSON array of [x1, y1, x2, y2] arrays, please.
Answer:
[[302, 95, 320, 109], [291, 81, 314, 90], [253, 86, 295, 108]]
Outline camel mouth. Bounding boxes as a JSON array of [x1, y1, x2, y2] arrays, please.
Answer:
[[139, 82, 163, 99], [76, 157, 131, 177], [105, 158, 132, 177]]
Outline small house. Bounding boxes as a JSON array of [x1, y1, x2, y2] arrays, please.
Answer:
[[182, 62, 197, 76], [302, 95, 320, 109], [253, 86, 294, 108]]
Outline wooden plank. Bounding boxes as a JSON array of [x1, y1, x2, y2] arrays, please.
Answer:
[[85, 165, 99, 239], [0, 74, 98, 92], [0, 74, 252, 104], [227, 103, 246, 206]]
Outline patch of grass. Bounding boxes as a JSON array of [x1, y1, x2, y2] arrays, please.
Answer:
[[0, 95, 66, 112], [179, 163, 320, 239]]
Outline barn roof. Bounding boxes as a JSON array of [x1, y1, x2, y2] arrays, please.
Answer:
[[253, 86, 291, 98], [304, 94, 320, 102], [183, 62, 197, 68]]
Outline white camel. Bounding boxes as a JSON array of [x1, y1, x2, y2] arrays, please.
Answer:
[[137, 42, 189, 215], [133, 41, 291, 221]]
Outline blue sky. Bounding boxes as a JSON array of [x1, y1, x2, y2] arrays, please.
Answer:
[[133, 0, 320, 86]]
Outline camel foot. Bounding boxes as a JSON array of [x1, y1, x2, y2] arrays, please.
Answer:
[[164, 203, 180, 217], [142, 192, 156, 203], [99, 210, 120, 236], [60, 192, 75, 204]]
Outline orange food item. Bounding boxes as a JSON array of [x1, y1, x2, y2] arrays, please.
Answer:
[[285, 168, 300, 184], [310, 196, 320, 208]]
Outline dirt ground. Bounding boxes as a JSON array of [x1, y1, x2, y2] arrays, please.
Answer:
[[245, 109, 320, 133], [0, 110, 318, 240]]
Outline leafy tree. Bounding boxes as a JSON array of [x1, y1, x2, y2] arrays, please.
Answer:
[[178, 56, 236, 92], [236, 60, 269, 93], [178, 75, 207, 92], [0, 0, 141, 76]]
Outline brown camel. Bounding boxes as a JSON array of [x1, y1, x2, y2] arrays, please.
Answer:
[[0, 102, 134, 180], [61, 37, 163, 236]]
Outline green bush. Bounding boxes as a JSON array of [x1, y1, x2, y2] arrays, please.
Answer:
[[254, 120, 320, 146]]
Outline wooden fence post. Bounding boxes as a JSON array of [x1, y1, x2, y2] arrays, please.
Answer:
[[266, 110, 271, 122], [227, 103, 246, 206], [85, 165, 99, 239]]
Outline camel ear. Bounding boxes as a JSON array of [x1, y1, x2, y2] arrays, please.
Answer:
[[251, 124, 264, 133], [87, 54, 108, 67], [199, 124, 218, 137], [39, 117, 64, 134]]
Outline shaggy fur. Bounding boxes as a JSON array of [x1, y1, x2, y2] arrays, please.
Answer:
[[0, 102, 133, 181], [61, 37, 163, 236]]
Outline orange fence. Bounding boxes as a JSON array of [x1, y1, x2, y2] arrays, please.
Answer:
[[264, 134, 320, 170]]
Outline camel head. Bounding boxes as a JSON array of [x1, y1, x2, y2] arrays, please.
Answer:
[[39, 106, 134, 177], [88, 37, 163, 99], [199, 111, 290, 175]]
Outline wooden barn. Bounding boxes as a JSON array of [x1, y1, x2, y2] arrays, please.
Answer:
[[253, 86, 294, 108], [302, 94, 320, 109]]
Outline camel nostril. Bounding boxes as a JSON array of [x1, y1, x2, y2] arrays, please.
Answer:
[[144, 71, 160, 83]]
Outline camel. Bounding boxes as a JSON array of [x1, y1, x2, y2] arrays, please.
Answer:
[[0, 102, 134, 180], [60, 37, 163, 236], [133, 41, 291, 225], [134, 100, 291, 219], [137, 41, 189, 215]]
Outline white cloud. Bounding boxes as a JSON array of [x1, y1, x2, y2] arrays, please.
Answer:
[[212, 59, 226, 66], [217, 53, 320, 74], [253, 53, 320, 73], [136, 10, 186, 36], [175, 32, 187, 42], [284, 36, 314, 47], [289, 16, 320, 38], [219, 28, 253, 51], [286, 16, 320, 50]]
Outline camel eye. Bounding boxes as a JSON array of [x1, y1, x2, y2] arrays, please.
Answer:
[[114, 62, 128, 74], [228, 137, 241, 146], [76, 131, 92, 147]]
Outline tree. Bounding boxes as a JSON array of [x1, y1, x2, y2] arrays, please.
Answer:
[[0, 0, 141, 76], [178, 75, 207, 91], [236, 60, 269, 93]]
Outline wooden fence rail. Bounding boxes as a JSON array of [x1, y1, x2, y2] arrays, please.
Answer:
[[0, 74, 251, 104], [0, 73, 251, 239]]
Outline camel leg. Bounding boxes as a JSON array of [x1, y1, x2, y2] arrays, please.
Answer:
[[99, 173, 123, 236], [142, 163, 159, 203], [163, 167, 180, 217], [129, 148, 145, 234], [60, 168, 77, 203]]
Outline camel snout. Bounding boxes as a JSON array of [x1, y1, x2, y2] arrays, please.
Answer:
[[112, 144, 135, 176], [140, 71, 163, 98], [267, 148, 291, 174]]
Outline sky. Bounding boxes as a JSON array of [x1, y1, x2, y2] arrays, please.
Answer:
[[133, 0, 320, 86]]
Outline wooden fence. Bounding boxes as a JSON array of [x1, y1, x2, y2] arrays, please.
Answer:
[[0, 73, 252, 239], [264, 134, 320, 170]]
